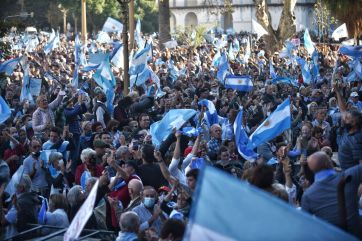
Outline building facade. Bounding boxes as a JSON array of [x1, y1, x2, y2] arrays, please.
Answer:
[[169, 0, 316, 33]]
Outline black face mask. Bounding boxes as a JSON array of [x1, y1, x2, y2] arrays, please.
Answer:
[[32, 151, 41, 159], [344, 123, 353, 131]]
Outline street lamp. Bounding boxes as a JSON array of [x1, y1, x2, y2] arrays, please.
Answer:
[[58, 4, 68, 34], [4, 12, 34, 22], [117, 0, 131, 96]]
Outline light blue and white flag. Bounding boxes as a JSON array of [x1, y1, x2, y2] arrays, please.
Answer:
[[339, 45, 362, 58], [269, 61, 277, 79], [25, 36, 39, 52], [38, 197, 48, 225], [332, 23, 348, 41], [150, 109, 197, 147], [248, 98, 291, 149], [198, 99, 218, 127], [96, 31, 111, 44], [184, 166, 358, 241], [233, 38, 240, 52], [304, 29, 315, 55], [29, 78, 42, 96], [129, 43, 151, 75], [0, 96, 11, 124], [44, 30, 59, 55], [214, 38, 227, 50], [71, 66, 79, 87], [243, 36, 251, 63], [224, 75, 253, 92], [311, 50, 320, 81], [228, 44, 235, 61], [234, 109, 258, 161], [297, 57, 312, 85], [272, 77, 298, 87], [135, 19, 145, 49], [110, 43, 124, 68], [252, 19, 269, 39], [102, 17, 123, 33], [0, 57, 21, 75], [81, 63, 100, 72], [130, 67, 151, 88], [20, 62, 34, 103], [216, 52, 229, 83], [181, 127, 202, 137], [212, 51, 221, 67], [89, 52, 108, 65]]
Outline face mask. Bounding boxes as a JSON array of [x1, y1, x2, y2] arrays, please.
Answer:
[[10, 141, 16, 149], [143, 197, 156, 208], [32, 151, 41, 159], [26, 122, 32, 128], [344, 123, 352, 131]]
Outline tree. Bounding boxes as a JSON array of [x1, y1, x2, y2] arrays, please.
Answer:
[[313, 0, 337, 43], [323, 0, 362, 44], [254, 0, 297, 52], [158, 0, 171, 48], [134, 0, 158, 34]]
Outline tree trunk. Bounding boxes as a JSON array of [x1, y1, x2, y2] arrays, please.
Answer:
[[254, 0, 296, 52], [158, 0, 171, 48]]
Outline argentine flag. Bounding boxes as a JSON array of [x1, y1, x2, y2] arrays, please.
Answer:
[[303, 29, 315, 55], [0, 57, 21, 75], [216, 52, 229, 83], [252, 19, 269, 39], [234, 109, 258, 161], [44, 30, 59, 55], [272, 77, 298, 87], [181, 127, 202, 137], [224, 75, 253, 92], [150, 109, 197, 147], [269, 61, 277, 79], [332, 23, 348, 41], [129, 44, 151, 75], [184, 166, 358, 241], [102, 17, 123, 33], [0, 96, 11, 124], [339, 45, 362, 58], [248, 98, 291, 149], [111, 43, 124, 68], [198, 99, 218, 127]]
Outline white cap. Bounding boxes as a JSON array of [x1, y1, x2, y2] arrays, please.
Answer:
[[350, 91, 359, 97]]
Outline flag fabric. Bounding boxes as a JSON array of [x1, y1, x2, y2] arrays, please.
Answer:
[[233, 38, 240, 52], [150, 109, 197, 147], [89, 52, 108, 65], [303, 29, 315, 55], [71, 66, 79, 88], [29, 78, 42, 96], [130, 67, 151, 88], [198, 99, 218, 127], [96, 31, 111, 44], [135, 19, 145, 49], [102, 17, 123, 33], [212, 51, 221, 67], [163, 40, 178, 49], [20, 63, 34, 103], [0, 96, 11, 124], [44, 31, 59, 55], [297, 57, 312, 85], [228, 44, 235, 61], [81, 63, 100, 72], [248, 98, 291, 149], [272, 77, 298, 87], [64, 180, 99, 241], [339, 45, 362, 58], [0, 57, 21, 75], [269, 61, 277, 79], [224, 75, 253, 92], [243, 37, 251, 63], [234, 109, 258, 161], [216, 52, 229, 83], [332, 23, 348, 41], [184, 166, 358, 241], [181, 127, 202, 137], [38, 198, 48, 224], [214, 38, 227, 50], [4, 165, 24, 202], [252, 19, 269, 39], [311, 50, 320, 81], [129, 44, 151, 75], [110, 43, 124, 68]]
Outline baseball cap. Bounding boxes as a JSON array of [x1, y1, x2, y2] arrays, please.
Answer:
[[350, 92, 359, 97]]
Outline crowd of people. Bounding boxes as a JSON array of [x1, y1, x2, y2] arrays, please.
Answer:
[[0, 26, 361, 241]]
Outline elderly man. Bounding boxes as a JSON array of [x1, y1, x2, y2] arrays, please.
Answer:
[[32, 92, 65, 138], [132, 186, 165, 235], [301, 152, 362, 239], [116, 211, 140, 241], [207, 124, 222, 161], [125, 179, 144, 212]]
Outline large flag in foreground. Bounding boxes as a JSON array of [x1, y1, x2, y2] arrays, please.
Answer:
[[303, 28, 315, 55], [150, 109, 197, 147], [0, 57, 21, 75], [0, 96, 11, 124], [102, 17, 123, 33], [248, 98, 291, 149], [339, 45, 362, 58], [184, 166, 359, 241]]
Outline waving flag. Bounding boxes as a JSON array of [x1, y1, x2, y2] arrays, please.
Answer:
[[269, 61, 277, 79], [163, 40, 178, 49], [217, 52, 229, 83], [248, 99, 291, 149], [198, 99, 218, 127], [303, 29, 315, 55], [20, 62, 34, 103], [129, 44, 151, 75], [212, 51, 221, 67], [135, 19, 145, 49], [181, 127, 202, 137], [252, 19, 269, 39], [0, 57, 21, 75], [311, 50, 320, 81], [150, 109, 197, 147], [102, 17, 123, 33], [110, 43, 124, 68], [44, 30, 59, 55], [339, 45, 362, 58], [234, 109, 258, 161], [38, 198, 48, 224], [332, 23, 348, 41], [184, 166, 360, 241], [243, 36, 251, 63], [272, 77, 298, 87], [96, 31, 111, 44], [0, 96, 11, 124], [224, 75, 253, 92], [130, 66, 151, 88], [297, 57, 312, 84], [233, 38, 240, 52]]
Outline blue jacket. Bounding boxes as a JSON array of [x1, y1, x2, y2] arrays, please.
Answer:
[[64, 103, 87, 134]]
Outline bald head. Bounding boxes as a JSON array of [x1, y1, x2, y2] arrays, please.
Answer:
[[307, 151, 333, 173], [128, 179, 143, 200]]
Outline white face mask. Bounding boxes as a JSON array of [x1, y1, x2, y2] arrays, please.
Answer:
[[10, 141, 16, 149]]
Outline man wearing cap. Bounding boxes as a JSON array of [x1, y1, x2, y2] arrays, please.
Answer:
[[93, 87, 110, 129], [350, 92, 362, 112]]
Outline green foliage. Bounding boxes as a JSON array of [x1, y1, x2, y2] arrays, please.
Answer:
[[134, 0, 159, 34], [313, 0, 337, 42], [175, 25, 208, 49]]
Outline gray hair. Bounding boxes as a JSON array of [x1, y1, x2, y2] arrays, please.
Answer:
[[115, 146, 129, 159], [80, 148, 96, 163], [15, 174, 32, 193], [120, 211, 140, 232], [67, 185, 83, 207], [86, 177, 97, 189], [49, 152, 63, 165]]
